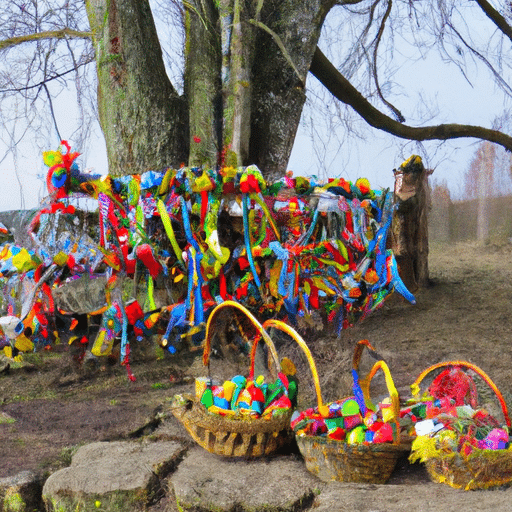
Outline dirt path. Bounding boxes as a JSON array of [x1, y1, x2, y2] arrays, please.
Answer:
[[1, 240, 512, 498]]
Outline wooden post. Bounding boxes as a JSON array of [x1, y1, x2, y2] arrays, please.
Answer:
[[391, 155, 433, 291]]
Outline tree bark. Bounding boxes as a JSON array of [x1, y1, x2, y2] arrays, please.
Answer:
[[183, 0, 332, 177], [185, 0, 222, 168], [392, 156, 432, 290], [228, 0, 256, 167], [248, 0, 331, 180], [85, 0, 188, 175], [83, 0, 339, 181]]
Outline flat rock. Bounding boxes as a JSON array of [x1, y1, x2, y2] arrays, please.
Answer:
[[170, 447, 322, 512], [42, 439, 187, 510], [312, 481, 512, 512]]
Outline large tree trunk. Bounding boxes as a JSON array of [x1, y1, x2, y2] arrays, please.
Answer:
[[185, 0, 332, 177], [185, 0, 222, 168], [85, 0, 188, 175], [248, 1, 330, 180], [228, 0, 256, 167], [86, 0, 332, 180]]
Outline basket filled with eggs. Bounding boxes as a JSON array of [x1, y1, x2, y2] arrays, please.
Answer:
[[291, 339, 408, 483], [171, 301, 297, 458], [406, 361, 512, 490]]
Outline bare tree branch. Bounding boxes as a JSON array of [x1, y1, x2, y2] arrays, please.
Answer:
[[0, 57, 94, 94], [474, 0, 512, 44], [0, 29, 91, 51], [310, 46, 512, 152], [369, 0, 405, 122], [445, 21, 512, 97], [42, 82, 61, 141], [330, 0, 366, 5]]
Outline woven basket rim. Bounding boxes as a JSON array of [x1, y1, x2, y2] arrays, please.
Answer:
[[295, 432, 408, 453], [410, 360, 511, 428], [411, 448, 512, 471], [172, 393, 293, 435]]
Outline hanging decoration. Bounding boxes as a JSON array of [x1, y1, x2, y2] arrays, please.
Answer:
[[0, 141, 415, 379]]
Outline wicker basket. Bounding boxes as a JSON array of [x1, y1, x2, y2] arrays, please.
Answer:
[[295, 435, 406, 484], [270, 334, 407, 484], [171, 301, 294, 458], [424, 448, 512, 490], [409, 361, 512, 490]]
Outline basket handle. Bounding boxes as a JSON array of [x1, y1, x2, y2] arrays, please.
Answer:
[[410, 360, 511, 428], [352, 339, 386, 372], [352, 339, 387, 412], [202, 300, 281, 379], [362, 360, 401, 445], [262, 319, 324, 410]]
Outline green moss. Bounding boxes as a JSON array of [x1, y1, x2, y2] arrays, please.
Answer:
[[99, 54, 124, 67], [184, 11, 191, 58], [3, 491, 25, 512], [47, 490, 149, 512]]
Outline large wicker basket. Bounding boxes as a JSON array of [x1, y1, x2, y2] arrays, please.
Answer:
[[171, 301, 294, 458], [408, 361, 512, 490], [424, 449, 512, 490], [294, 434, 406, 484], [267, 332, 407, 484]]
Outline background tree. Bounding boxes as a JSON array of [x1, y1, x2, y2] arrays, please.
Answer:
[[429, 179, 451, 243], [2, 0, 512, 185], [461, 139, 512, 242], [463, 142, 495, 201]]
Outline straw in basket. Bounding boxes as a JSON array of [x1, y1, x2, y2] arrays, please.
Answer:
[[268, 333, 408, 484], [407, 361, 512, 490], [171, 301, 295, 458]]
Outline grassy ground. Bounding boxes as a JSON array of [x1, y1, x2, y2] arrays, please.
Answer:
[[1, 240, 512, 488]]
